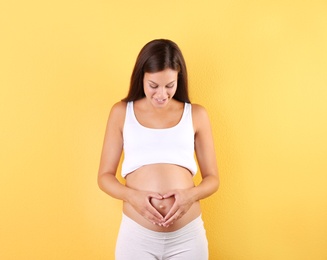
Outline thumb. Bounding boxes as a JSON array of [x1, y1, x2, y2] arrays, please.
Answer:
[[149, 193, 163, 200], [162, 191, 175, 199]]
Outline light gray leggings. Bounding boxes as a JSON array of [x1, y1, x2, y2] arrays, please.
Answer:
[[115, 214, 208, 260]]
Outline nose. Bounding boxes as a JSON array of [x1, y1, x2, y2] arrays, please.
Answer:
[[156, 86, 166, 97]]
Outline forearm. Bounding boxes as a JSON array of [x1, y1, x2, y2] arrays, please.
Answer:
[[191, 175, 219, 202], [98, 173, 134, 202], [161, 174, 219, 226], [98, 173, 165, 224]]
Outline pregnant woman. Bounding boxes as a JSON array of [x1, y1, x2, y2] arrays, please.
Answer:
[[98, 39, 219, 260]]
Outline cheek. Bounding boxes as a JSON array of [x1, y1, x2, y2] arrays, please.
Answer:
[[168, 88, 177, 97], [144, 87, 155, 96]]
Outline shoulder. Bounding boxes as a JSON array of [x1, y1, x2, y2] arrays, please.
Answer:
[[110, 101, 128, 115], [191, 103, 211, 132], [191, 103, 209, 118], [107, 101, 128, 129]]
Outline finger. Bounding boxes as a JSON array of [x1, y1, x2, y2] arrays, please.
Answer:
[[163, 201, 179, 222], [162, 191, 175, 199], [145, 202, 164, 223], [147, 193, 165, 221], [148, 193, 163, 200], [145, 212, 162, 225], [146, 213, 163, 225], [163, 211, 180, 227]]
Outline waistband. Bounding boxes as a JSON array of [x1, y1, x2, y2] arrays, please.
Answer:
[[121, 213, 205, 239]]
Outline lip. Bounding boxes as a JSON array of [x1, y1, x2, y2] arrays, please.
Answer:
[[154, 98, 167, 104]]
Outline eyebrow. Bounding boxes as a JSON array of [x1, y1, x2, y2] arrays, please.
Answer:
[[148, 80, 176, 85]]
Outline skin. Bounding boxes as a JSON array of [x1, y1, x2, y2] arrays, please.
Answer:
[[98, 68, 219, 231]]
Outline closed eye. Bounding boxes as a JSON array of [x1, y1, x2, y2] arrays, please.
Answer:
[[166, 83, 175, 88]]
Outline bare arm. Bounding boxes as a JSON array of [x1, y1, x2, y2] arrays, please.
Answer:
[[97, 102, 164, 224], [163, 104, 219, 226], [98, 102, 128, 199], [192, 104, 220, 199]]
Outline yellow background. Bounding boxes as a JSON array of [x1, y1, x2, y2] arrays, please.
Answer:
[[1, 0, 326, 259]]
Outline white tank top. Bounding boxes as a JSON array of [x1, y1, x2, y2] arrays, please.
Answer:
[[121, 101, 198, 178]]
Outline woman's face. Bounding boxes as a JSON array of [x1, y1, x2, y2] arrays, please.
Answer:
[[143, 68, 178, 108]]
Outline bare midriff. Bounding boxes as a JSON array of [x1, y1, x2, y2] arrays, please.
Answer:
[[124, 163, 201, 232]]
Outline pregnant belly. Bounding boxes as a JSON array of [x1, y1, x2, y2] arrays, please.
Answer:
[[150, 196, 175, 217], [124, 164, 200, 230]]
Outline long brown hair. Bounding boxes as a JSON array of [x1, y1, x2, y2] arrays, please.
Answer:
[[122, 39, 190, 103]]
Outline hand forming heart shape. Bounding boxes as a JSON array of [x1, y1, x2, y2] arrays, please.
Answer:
[[150, 196, 175, 217]]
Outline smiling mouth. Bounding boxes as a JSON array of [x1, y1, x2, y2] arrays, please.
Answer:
[[154, 98, 167, 103]]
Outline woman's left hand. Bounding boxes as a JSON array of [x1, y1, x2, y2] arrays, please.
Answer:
[[161, 188, 196, 227]]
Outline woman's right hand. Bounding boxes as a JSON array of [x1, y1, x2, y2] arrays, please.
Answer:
[[127, 189, 165, 225]]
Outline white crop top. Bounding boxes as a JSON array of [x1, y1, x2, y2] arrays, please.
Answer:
[[121, 101, 198, 178]]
